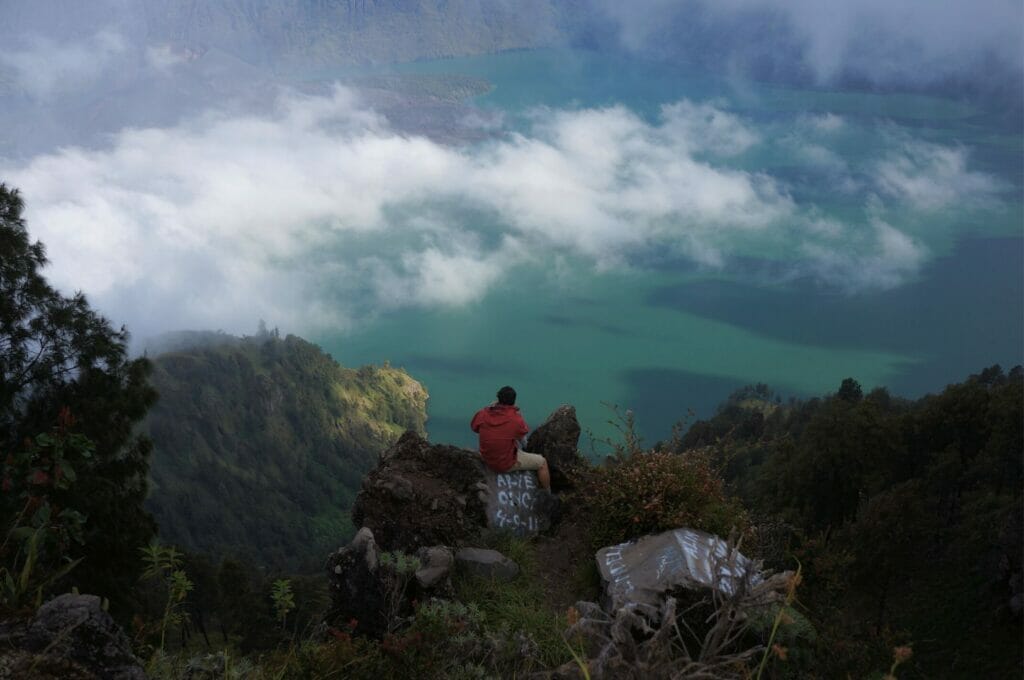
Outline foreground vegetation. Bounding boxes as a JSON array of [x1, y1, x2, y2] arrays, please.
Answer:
[[677, 370, 1023, 677]]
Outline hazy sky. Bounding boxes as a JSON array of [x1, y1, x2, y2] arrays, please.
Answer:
[[598, 0, 1023, 89]]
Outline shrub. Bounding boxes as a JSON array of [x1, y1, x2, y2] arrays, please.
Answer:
[[583, 449, 749, 548]]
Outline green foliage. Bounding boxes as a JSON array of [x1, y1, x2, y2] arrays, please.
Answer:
[[378, 550, 422, 633], [0, 411, 95, 612], [454, 536, 573, 672], [271, 579, 296, 629], [140, 543, 194, 652], [144, 333, 427, 571], [752, 563, 809, 679], [684, 366, 1024, 677], [582, 448, 749, 549], [0, 183, 158, 614]]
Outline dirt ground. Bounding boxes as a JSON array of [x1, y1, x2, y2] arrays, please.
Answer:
[[532, 488, 601, 614]]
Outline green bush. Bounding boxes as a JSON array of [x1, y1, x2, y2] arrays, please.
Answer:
[[583, 449, 749, 548]]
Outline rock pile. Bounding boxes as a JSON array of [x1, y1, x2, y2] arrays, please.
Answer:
[[332, 406, 584, 638]]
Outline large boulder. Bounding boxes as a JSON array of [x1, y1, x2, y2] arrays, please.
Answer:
[[19, 594, 146, 680], [595, 528, 762, 610], [352, 431, 490, 552], [526, 405, 583, 490]]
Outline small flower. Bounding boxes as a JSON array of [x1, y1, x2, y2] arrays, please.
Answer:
[[30, 470, 49, 486], [893, 645, 913, 664], [328, 627, 350, 642], [772, 643, 788, 661], [566, 606, 580, 626]]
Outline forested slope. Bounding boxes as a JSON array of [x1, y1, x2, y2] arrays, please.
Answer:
[[678, 367, 1023, 677], [144, 332, 427, 571]]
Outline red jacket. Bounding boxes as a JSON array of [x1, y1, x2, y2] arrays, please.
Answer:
[[470, 404, 528, 473]]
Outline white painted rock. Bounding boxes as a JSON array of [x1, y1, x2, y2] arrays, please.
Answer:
[[596, 528, 761, 609], [483, 468, 558, 536]]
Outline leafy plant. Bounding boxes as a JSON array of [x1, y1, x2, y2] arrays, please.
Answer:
[[271, 578, 296, 630], [140, 543, 194, 651], [378, 550, 421, 632], [583, 448, 748, 549], [0, 411, 92, 611]]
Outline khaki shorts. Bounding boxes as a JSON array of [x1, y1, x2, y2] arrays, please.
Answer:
[[508, 450, 546, 472]]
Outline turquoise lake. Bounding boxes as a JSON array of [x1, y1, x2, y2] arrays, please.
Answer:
[[314, 49, 1023, 450]]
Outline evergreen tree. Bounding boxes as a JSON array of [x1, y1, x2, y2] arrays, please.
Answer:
[[0, 183, 157, 613]]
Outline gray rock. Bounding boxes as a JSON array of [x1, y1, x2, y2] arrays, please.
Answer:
[[596, 528, 761, 610], [415, 546, 454, 589], [526, 405, 583, 491], [23, 593, 146, 680], [456, 547, 520, 581]]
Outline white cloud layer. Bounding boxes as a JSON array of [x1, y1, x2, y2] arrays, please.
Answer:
[[0, 87, 998, 338]]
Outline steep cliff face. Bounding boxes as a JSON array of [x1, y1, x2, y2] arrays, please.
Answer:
[[144, 333, 427, 571]]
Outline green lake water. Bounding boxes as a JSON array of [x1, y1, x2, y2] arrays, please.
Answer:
[[314, 49, 1023, 450]]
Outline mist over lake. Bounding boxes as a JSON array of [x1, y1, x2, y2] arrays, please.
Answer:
[[307, 49, 1022, 447], [2, 14, 1020, 448]]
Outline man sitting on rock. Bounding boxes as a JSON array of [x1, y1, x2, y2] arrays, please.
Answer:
[[471, 386, 551, 490]]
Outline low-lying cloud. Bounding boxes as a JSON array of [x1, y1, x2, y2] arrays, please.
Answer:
[[0, 87, 1001, 339], [875, 140, 1005, 211]]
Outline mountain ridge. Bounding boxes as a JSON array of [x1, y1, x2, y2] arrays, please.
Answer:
[[143, 331, 428, 571]]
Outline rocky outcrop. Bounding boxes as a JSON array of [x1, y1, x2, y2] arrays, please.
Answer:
[[526, 405, 583, 491], [353, 421, 573, 551], [352, 431, 491, 552], [0, 594, 147, 680]]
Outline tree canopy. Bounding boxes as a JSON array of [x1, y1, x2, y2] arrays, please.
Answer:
[[0, 183, 157, 614]]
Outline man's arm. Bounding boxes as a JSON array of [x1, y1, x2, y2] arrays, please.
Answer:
[[516, 414, 529, 450]]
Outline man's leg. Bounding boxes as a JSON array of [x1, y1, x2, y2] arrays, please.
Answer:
[[536, 460, 551, 490], [509, 450, 551, 491]]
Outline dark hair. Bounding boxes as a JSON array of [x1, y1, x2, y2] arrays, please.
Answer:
[[496, 386, 516, 405]]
